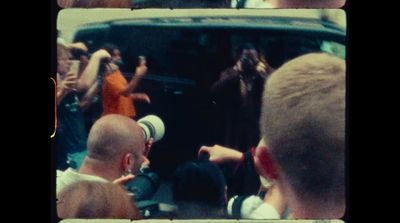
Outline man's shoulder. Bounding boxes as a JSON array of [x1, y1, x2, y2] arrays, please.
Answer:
[[56, 168, 108, 194]]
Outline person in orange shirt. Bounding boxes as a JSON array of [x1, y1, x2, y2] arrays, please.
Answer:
[[101, 44, 150, 119]]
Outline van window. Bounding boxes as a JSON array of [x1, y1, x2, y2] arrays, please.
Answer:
[[76, 25, 344, 82], [74, 26, 109, 53]]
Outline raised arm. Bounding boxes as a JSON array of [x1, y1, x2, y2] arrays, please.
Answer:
[[76, 49, 110, 92], [198, 144, 243, 164], [79, 81, 100, 111], [120, 62, 147, 96]]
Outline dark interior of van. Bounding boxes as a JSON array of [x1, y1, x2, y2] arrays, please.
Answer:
[[74, 25, 345, 178]]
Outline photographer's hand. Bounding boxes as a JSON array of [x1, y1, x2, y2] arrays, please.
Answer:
[[198, 145, 243, 164], [141, 156, 150, 170], [62, 72, 78, 91], [144, 137, 154, 156], [113, 174, 135, 186], [57, 72, 78, 104]]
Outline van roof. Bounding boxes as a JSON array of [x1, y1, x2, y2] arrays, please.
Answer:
[[74, 9, 345, 35]]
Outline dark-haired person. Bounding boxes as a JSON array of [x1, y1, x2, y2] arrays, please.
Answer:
[[172, 158, 228, 219], [199, 139, 286, 219], [100, 43, 150, 120], [210, 42, 274, 197], [56, 43, 111, 170]]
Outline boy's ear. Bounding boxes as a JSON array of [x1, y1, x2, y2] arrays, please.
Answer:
[[256, 146, 279, 181]]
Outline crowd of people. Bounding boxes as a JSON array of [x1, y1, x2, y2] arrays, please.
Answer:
[[56, 38, 345, 220]]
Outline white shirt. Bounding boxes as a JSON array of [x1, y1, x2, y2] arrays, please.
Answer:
[[56, 168, 108, 195]]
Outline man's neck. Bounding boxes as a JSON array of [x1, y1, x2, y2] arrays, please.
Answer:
[[289, 196, 345, 219], [78, 157, 119, 182]]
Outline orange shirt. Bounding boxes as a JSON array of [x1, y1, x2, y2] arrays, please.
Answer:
[[102, 70, 136, 118]]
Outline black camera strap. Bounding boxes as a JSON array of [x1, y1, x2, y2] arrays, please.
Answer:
[[232, 195, 247, 219]]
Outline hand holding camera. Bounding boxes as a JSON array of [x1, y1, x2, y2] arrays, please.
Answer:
[[59, 60, 79, 93], [135, 56, 148, 78]]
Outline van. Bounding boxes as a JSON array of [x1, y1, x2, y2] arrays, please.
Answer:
[[71, 9, 346, 177]]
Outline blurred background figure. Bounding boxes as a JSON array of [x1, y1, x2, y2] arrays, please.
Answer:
[[67, 42, 104, 131], [56, 43, 110, 170], [68, 42, 89, 77], [211, 43, 273, 154], [172, 157, 227, 218], [57, 181, 141, 219], [210, 43, 274, 197], [101, 43, 150, 119]]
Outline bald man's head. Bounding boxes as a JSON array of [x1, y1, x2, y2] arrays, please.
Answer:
[[87, 114, 145, 162]]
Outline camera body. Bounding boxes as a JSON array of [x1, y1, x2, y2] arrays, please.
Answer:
[[124, 168, 160, 202], [125, 168, 162, 218], [125, 115, 166, 217]]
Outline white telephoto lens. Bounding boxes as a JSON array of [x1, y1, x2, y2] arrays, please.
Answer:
[[138, 115, 165, 142]]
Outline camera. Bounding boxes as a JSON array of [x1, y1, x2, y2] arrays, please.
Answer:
[[138, 115, 165, 143], [125, 168, 162, 218], [125, 168, 160, 201]]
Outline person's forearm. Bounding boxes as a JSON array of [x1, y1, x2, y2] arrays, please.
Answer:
[[130, 93, 149, 101], [79, 81, 99, 111], [122, 75, 142, 96], [76, 54, 103, 92]]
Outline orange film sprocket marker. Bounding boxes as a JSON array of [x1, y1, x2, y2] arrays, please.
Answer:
[[50, 77, 57, 138]]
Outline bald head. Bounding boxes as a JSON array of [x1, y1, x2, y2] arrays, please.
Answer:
[[87, 114, 145, 162]]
